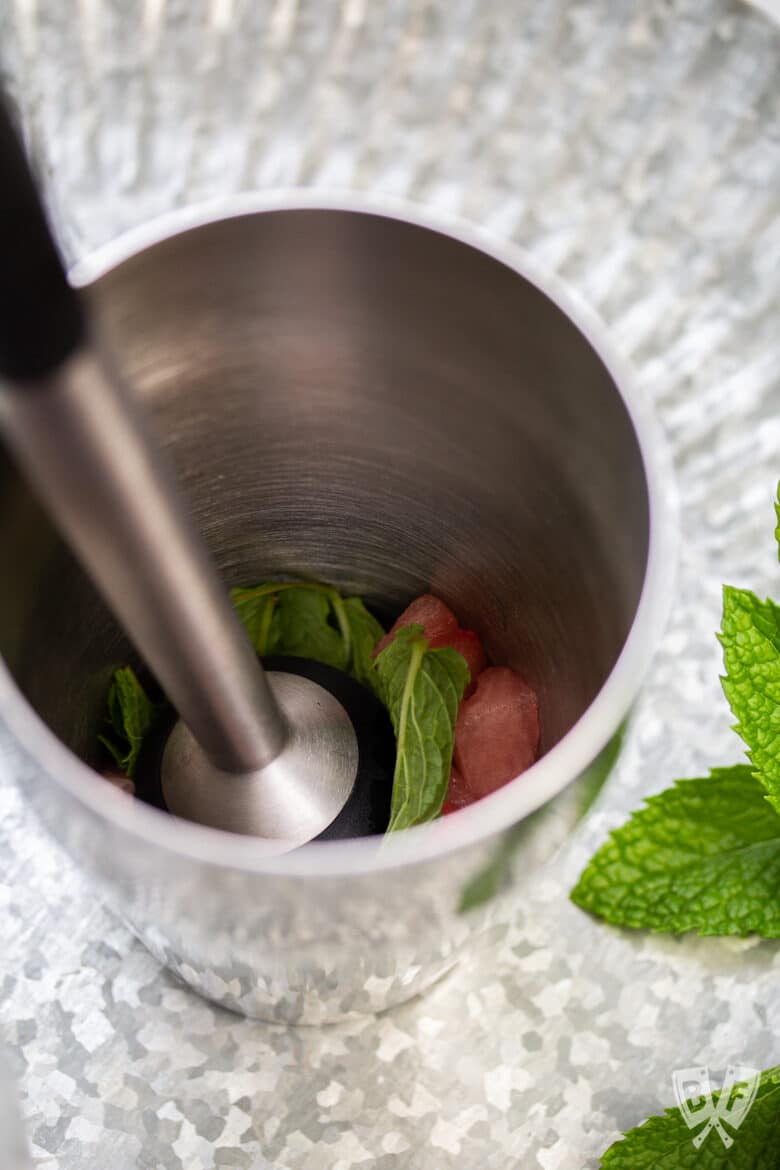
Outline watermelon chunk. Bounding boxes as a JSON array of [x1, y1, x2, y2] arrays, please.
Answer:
[[444, 628, 487, 696], [453, 667, 539, 801], [373, 594, 458, 658], [372, 595, 486, 693], [441, 766, 471, 815]]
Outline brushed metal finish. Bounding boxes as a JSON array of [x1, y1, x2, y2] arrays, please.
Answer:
[[0, 198, 668, 1021], [162, 671, 358, 841], [0, 347, 287, 775]]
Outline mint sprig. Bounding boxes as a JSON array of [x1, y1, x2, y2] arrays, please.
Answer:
[[580, 489, 780, 1166], [341, 596, 386, 699], [271, 586, 349, 670], [720, 587, 780, 816], [230, 586, 279, 655], [571, 765, 780, 936], [99, 666, 162, 778], [599, 1065, 780, 1169], [573, 489, 780, 938], [375, 625, 469, 831], [230, 581, 384, 687]]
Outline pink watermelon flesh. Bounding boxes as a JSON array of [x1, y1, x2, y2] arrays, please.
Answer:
[[441, 766, 471, 815], [371, 596, 539, 815], [442, 628, 487, 696], [373, 594, 459, 658], [372, 596, 486, 693], [452, 667, 539, 801]]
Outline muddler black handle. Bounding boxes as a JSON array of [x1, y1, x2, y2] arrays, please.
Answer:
[[0, 93, 86, 382], [0, 89, 288, 779]]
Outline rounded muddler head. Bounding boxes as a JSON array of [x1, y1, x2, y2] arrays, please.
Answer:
[[162, 672, 357, 842], [159, 657, 396, 843]]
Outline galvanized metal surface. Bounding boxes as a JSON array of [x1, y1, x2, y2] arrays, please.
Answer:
[[0, 1, 779, 1166]]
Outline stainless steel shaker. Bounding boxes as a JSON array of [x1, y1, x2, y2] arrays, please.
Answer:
[[0, 195, 669, 1022]]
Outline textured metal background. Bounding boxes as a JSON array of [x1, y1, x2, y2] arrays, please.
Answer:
[[1, 0, 779, 1166]]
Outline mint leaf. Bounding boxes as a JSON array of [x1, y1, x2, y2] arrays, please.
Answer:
[[720, 586, 780, 815], [272, 586, 347, 670], [600, 1064, 780, 1169], [571, 765, 780, 936], [231, 585, 279, 655], [99, 666, 162, 778], [376, 626, 469, 832], [341, 596, 385, 697], [231, 582, 386, 680], [231, 582, 348, 669], [328, 590, 353, 665]]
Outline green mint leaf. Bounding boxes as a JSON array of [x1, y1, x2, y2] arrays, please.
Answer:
[[720, 586, 780, 815], [600, 1064, 780, 1169], [571, 765, 780, 936], [341, 596, 385, 698], [231, 585, 279, 656], [376, 626, 469, 832], [272, 586, 348, 670], [99, 666, 161, 778], [327, 590, 352, 666], [231, 582, 348, 669], [232, 582, 386, 691]]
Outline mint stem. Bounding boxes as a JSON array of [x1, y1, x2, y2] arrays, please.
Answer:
[[329, 590, 352, 666], [257, 594, 278, 657]]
